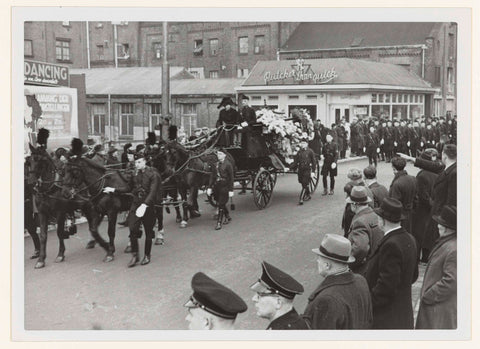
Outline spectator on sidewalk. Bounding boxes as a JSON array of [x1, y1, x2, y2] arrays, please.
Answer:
[[363, 166, 388, 209]]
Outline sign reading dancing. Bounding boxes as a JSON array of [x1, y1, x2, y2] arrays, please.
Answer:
[[264, 58, 338, 85], [24, 60, 70, 87]]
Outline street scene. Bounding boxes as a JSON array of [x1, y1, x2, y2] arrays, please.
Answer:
[[22, 20, 458, 333]]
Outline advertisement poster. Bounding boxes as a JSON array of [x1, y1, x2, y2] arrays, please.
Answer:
[[24, 85, 78, 152]]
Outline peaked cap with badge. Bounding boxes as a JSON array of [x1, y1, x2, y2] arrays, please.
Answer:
[[250, 261, 304, 300]]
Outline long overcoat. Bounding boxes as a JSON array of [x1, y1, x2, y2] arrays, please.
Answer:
[[415, 233, 457, 329], [365, 227, 418, 329]]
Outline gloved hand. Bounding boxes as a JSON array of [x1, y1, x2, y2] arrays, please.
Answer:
[[284, 167, 289, 172], [135, 203, 148, 218], [331, 163, 337, 169], [237, 125, 243, 130], [380, 139, 384, 145], [433, 140, 436, 145], [206, 188, 212, 196], [407, 141, 411, 147], [420, 141, 424, 147], [241, 122, 248, 127], [229, 191, 234, 198], [363, 147, 366, 153], [376, 147, 380, 153], [394, 141, 398, 147], [103, 187, 115, 193], [311, 172, 315, 178]]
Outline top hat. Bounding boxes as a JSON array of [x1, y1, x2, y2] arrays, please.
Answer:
[[250, 261, 304, 300], [346, 186, 372, 204], [374, 197, 403, 223], [217, 97, 237, 109], [36, 128, 50, 146], [312, 234, 355, 263], [184, 272, 247, 320], [433, 205, 457, 230]]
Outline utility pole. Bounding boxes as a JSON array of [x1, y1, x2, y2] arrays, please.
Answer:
[[161, 21, 170, 140], [113, 23, 118, 68]]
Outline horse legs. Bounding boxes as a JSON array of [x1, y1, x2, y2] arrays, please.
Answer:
[[84, 207, 111, 260], [155, 206, 165, 245], [189, 187, 201, 218], [25, 212, 40, 259], [54, 211, 66, 263], [34, 211, 49, 269], [104, 210, 117, 262], [180, 188, 189, 228]]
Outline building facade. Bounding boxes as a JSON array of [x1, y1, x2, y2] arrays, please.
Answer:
[[278, 22, 457, 117]]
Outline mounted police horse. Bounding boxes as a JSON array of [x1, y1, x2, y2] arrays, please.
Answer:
[[26, 142, 112, 269]]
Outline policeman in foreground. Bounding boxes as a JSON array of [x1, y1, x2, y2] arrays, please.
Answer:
[[184, 272, 247, 330], [251, 261, 309, 330]]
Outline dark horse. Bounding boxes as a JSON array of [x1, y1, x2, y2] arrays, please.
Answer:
[[164, 141, 235, 228], [27, 144, 112, 269], [62, 155, 134, 262]]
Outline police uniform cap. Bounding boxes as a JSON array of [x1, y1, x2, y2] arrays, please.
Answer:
[[238, 93, 249, 100], [184, 272, 247, 320], [251, 261, 304, 299]]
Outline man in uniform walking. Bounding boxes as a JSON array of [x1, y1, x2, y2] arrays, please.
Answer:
[[250, 261, 308, 330], [184, 272, 247, 330], [321, 134, 338, 195], [291, 139, 317, 205], [104, 152, 161, 267], [207, 150, 234, 230]]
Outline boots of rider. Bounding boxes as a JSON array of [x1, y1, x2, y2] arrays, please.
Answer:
[[128, 238, 140, 268], [304, 185, 311, 201], [215, 209, 223, 230], [223, 207, 232, 224], [141, 238, 152, 265]]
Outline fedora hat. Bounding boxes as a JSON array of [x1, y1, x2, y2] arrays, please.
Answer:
[[433, 205, 456, 230], [346, 186, 372, 204], [347, 168, 363, 181], [312, 234, 355, 264], [374, 197, 402, 223]]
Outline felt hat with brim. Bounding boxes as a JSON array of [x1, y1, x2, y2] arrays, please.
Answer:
[[312, 234, 355, 264], [184, 272, 247, 320], [347, 168, 363, 181], [346, 186, 372, 204], [433, 205, 457, 230], [374, 197, 403, 223]]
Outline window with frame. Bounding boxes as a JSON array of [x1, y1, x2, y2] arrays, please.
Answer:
[[150, 103, 162, 129], [254, 35, 265, 55], [180, 104, 198, 136], [90, 104, 106, 135], [209, 39, 219, 56], [153, 42, 162, 59], [120, 103, 134, 136], [435, 66, 441, 84], [24, 40, 33, 57], [371, 93, 377, 103], [238, 36, 248, 55], [447, 67, 454, 93], [55, 39, 71, 61], [194, 39, 203, 56], [237, 68, 249, 78], [209, 71, 219, 79], [118, 43, 130, 59]]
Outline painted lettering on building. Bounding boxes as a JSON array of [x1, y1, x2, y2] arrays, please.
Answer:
[[24, 60, 69, 87], [264, 59, 338, 85]]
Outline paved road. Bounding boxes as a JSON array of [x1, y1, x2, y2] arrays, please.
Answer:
[[24, 158, 423, 330]]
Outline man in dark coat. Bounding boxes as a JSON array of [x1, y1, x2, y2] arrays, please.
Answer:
[[321, 134, 338, 195], [365, 125, 380, 167], [103, 152, 161, 267], [408, 120, 421, 157], [207, 150, 234, 230], [251, 261, 309, 330], [309, 119, 323, 160], [346, 186, 384, 276], [121, 143, 133, 169], [349, 117, 358, 156], [412, 149, 439, 261], [291, 140, 317, 204], [389, 156, 417, 234], [363, 165, 388, 209], [91, 144, 107, 166], [216, 97, 241, 147], [383, 121, 394, 162], [416, 205, 457, 329], [106, 147, 121, 169], [365, 197, 418, 329], [303, 234, 372, 329], [398, 144, 456, 257], [335, 123, 347, 159]]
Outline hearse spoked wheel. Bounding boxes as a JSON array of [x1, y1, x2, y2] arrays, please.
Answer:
[[253, 168, 275, 210]]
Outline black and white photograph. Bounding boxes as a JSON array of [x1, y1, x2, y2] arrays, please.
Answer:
[[11, 6, 471, 341]]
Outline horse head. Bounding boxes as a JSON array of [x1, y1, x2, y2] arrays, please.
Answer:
[[27, 143, 57, 184], [63, 157, 87, 189], [165, 141, 189, 170]]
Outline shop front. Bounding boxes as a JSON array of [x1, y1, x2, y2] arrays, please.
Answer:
[[236, 58, 438, 125]]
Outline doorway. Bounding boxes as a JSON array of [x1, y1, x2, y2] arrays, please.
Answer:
[[329, 104, 350, 127]]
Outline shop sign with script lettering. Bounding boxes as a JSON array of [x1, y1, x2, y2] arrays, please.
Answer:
[[264, 59, 338, 85]]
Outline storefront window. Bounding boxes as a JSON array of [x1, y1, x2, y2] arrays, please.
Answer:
[[392, 94, 397, 103], [392, 105, 408, 120], [371, 105, 390, 118], [180, 103, 198, 136], [404, 94, 408, 103], [385, 93, 390, 103], [379, 94, 384, 103], [409, 94, 413, 103], [353, 105, 369, 118], [420, 95, 424, 103], [90, 104, 106, 135], [371, 94, 377, 103], [150, 103, 162, 129], [410, 105, 423, 119], [397, 94, 402, 103], [414, 94, 419, 103], [120, 103, 134, 136]]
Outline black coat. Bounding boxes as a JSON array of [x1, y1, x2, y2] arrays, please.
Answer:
[[267, 308, 309, 330], [321, 142, 338, 176], [368, 182, 389, 209], [365, 227, 418, 329], [389, 170, 417, 233], [302, 272, 373, 329], [209, 160, 234, 206], [412, 169, 438, 250], [291, 148, 316, 186]]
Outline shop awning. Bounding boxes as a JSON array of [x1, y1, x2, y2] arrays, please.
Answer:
[[240, 58, 436, 92]]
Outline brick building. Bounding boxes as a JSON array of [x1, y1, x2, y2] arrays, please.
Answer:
[[278, 22, 457, 117]]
